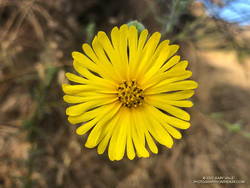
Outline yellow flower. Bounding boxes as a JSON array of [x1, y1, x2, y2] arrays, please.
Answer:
[[62, 24, 198, 161]]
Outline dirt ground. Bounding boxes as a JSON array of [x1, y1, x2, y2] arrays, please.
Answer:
[[0, 0, 250, 187]]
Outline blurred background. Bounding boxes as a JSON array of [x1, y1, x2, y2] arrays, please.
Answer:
[[0, 0, 250, 187]]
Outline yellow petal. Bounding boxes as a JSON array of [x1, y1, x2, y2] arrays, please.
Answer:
[[144, 106, 173, 148], [113, 108, 129, 160], [131, 108, 150, 158], [129, 29, 148, 78], [68, 104, 112, 124], [145, 80, 198, 95], [82, 43, 99, 63], [145, 131, 158, 154], [97, 31, 124, 77], [65, 72, 89, 84], [64, 94, 117, 104], [97, 111, 120, 155], [146, 96, 194, 108], [150, 111, 182, 139], [137, 29, 148, 52], [135, 32, 161, 79], [151, 90, 194, 100], [168, 45, 179, 58], [143, 57, 190, 89], [73, 61, 117, 91], [63, 95, 88, 103], [76, 102, 120, 136], [72, 60, 98, 80], [108, 108, 125, 161], [128, 26, 138, 65], [72, 51, 98, 72], [118, 25, 129, 80], [66, 97, 116, 116], [163, 123, 182, 139], [62, 84, 93, 94], [111, 26, 119, 51], [76, 118, 98, 135], [161, 55, 180, 72], [146, 105, 191, 129], [85, 103, 121, 148], [143, 68, 192, 90], [91, 36, 122, 82], [146, 98, 190, 121], [165, 100, 193, 107], [139, 40, 170, 84], [126, 116, 136, 160]]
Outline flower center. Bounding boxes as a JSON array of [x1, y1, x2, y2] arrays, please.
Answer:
[[117, 80, 144, 108]]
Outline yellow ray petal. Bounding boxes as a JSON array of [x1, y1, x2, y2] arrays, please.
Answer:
[[65, 72, 89, 84], [63, 95, 88, 103], [113, 108, 129, 160], [132, 108, 146, 146], [82, 42, 122, 83], [150, 90, 195, 100], [160, 55, 180, 72], [110, 26, 119, 51], [144, 105, 182, 139], [119, 25, 129, 66], [164, 100, 193, 107], [127, 26, 138, 65], [143, 57, 192, 90], [137, 29, 148, 51], [92, 36, 122, 83], [97, 31, 125, 78], [68, 103, 116, 124], [108, 108, 125, 161], [144, 71, 192, 91], [131, 108, 150, 158], [139, 40, 170, 83], [97, 110, 121, 155], [135, 32, 161, 80], [146, 105, 191, 129], [140, 42, 179, 85], [66, 97, 117, 116], [146, 97, 190, 121], [145, 131, 158, 154], [72, 60, 99, 80], [129, 29, 149, 79], [126, 112, 135, 160], [85, 103, 121, 148], [82, 43, 99, 63], [62, 83, 116, 95], [75, 102, 120, 135], [145, 80, 198, 95], [146, 96, 193, 107], [117, 24, 129, 79], [72, 51, 98, 73], [63, 94, 117, 104], [142, 57, 190, 89], [73, 61, 118, 92], [162, 123, 182, 139], [71, 91, 116, 97], [62, 84, 94, 94], [110, 26, 127, 79], [97, 31, 116, 62], [76, 118, 98, 135], [144, 106, 174, 148]]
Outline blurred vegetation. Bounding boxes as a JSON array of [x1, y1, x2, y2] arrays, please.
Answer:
[[0, 0, 250, 187]]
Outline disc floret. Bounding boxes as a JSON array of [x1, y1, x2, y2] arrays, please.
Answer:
[[117, 80, 144, 108]]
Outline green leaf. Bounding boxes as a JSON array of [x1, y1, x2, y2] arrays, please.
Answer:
[[127, 20, 145, 32]]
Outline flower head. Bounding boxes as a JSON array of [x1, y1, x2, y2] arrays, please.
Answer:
[[62, 24, 198, 161]]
